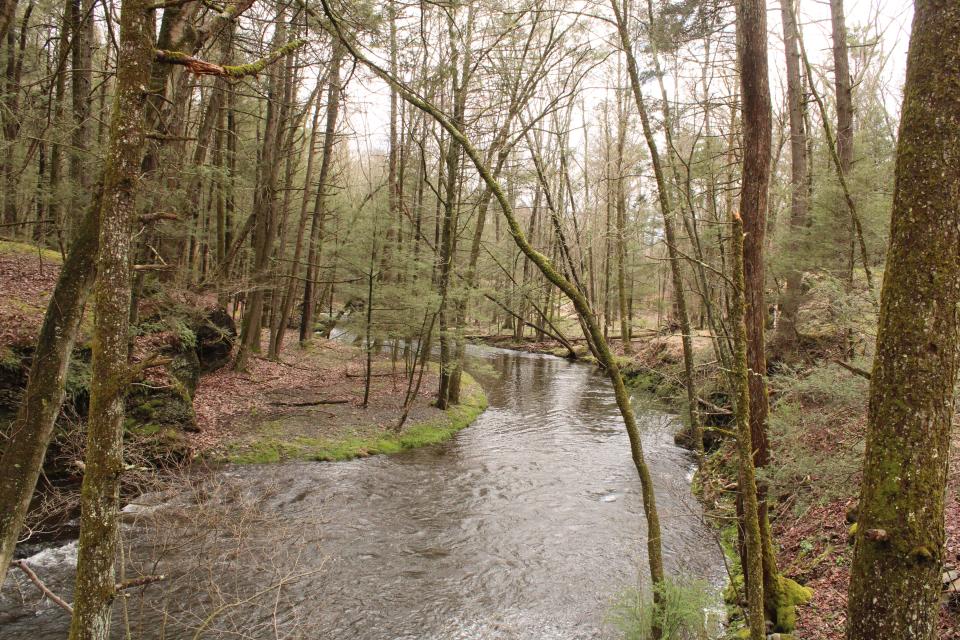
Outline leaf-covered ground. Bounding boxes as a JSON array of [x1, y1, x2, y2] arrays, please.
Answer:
[[192, 333, 486, 463]]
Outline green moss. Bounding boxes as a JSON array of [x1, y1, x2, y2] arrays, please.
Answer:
[[128, 422, 163, 437], [772, 576, 813, 632], [229, 441, 283, 464], [223, 374, 488, 465], [0, 240, 62, 263], [0, 346, 20, 370]]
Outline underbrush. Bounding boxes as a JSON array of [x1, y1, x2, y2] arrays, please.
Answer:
[[606, 578, 717, 640], [764, 362, 870, 515]]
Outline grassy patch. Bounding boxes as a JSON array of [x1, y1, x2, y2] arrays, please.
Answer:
[[0, 240, 63, 263], [222, 373, 488, 465]]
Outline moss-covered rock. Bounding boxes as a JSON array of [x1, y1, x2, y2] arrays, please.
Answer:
[[771, 576, 813, 632], [194, 307, 236, 372]]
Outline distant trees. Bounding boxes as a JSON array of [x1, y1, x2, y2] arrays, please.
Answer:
[[846, 1, 960, 638]]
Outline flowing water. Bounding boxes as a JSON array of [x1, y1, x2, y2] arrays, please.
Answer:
[[0, 346, 724, 639]]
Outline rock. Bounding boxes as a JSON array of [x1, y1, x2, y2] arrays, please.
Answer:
[[126, 342, 201, 433], [845, 502, 859, 524], [194, 307, 236, 372], [169, 346, 200, 397], [944, 568, 960, 609]]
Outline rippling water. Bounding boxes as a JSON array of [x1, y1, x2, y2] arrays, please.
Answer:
[[0, 346, 723, 639]]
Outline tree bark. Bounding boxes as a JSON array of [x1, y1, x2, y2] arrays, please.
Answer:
[[67, 0, 154, 629], [846, 2, 960, 638], [736, 0, 784, 622], [730, 212, 766, 640]]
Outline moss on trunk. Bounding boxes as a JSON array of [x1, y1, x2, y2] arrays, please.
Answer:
[[846, 2, 960, 638]]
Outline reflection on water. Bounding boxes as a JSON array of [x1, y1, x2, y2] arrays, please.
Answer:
[[0, 346, 723, 639]]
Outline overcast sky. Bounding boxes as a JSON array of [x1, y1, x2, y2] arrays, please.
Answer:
[[341, 0, 914, 158]]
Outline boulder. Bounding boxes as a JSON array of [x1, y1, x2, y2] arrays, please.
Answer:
[[194, 307, 236, 372]]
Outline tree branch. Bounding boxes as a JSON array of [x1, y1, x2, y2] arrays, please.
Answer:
[[155, 39, 307, 78]]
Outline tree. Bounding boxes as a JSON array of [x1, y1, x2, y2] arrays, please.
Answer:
[[610, 0, 703, 455], [830, 0, 855, 281], [730, 212, 766, 640], [846, 2, 960, 638], [67, 0, 154, 631], [299, 41, 345, 345], [772, 0, 809, 353], [0, 202, 99, 589]]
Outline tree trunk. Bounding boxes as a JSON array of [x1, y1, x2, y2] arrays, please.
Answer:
[[614, 90, 631, 354], [846, 3, 960, 638], [773, 0, 810, 354], [730, 212, 766, 640], [270, 78, 323, 358], [299, 42, 343, 344], [67, 0, 153, 629], [736, 0, 785, 623], [435, 7, 473, 409], [234, 11, 289, 370], [68, 0, 94, 226], [830, 0, 856, 281], [0, 200, 99, 588]]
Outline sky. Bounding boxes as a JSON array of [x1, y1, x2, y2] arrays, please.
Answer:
[[340, 0, 915, 157]]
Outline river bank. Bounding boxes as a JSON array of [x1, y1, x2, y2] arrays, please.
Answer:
[[192, 334, 488, 463], [474, 328, 960, 639]]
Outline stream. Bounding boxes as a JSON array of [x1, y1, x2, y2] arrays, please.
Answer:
[[0, 345, 725, 639]]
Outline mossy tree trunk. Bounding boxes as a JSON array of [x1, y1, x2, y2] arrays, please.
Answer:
[[846, 2, 960, 638], [0, 201, 99, 588], [67, 0, 153, 630], [730, 213, 766, 640]]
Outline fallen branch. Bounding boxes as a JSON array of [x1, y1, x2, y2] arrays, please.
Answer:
[[268, 399, 349, 407], [697, 396, 732, 416], [116, 574, 166, 592], [13, 560, 73, 614], [139, 212, 180, 224], [133, 264, 177, 271], [833, 359, 872, 380]]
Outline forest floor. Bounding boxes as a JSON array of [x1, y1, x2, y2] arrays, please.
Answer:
[[192, 333, 487, 463], [476, 327, 960, 639]]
